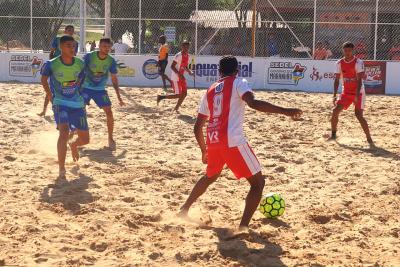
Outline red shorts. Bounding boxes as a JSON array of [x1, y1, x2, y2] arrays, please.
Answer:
[[172, 79, 187, 94], [336, 93, 365, 110], [206, 143, 262, 179]]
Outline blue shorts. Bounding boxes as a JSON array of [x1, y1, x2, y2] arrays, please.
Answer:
[[81, 88, 111, 108], [53, 105, 89, 131]]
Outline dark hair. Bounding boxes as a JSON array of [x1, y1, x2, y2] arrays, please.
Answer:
[[65, 25, 74, 31], [60, 35, 75, 44], [219, 55, 238, 76], [342, 41, 355, 49], [99, 38, 112, 44]]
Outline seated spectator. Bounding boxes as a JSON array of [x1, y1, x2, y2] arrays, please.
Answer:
[[324, 41, 333, 59], [266, 34, 280, 57], [313, 41, 328, 60], [388, 42, 400, 60], [355, 39, 367, 59], [112, 39, 129, 54]]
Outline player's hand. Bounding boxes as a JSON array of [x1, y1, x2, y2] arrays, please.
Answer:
[[354, 94, 359, 105], [332, 96, 337, 106], [201, 150, 208, 164], [285, 108, 302, 120], [189, 70, 195, 77]]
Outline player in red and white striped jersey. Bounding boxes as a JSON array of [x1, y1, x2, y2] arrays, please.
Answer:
[[330, 42, 373, 145], [157, 40, 194, 112], [179, 56, 302, 229]]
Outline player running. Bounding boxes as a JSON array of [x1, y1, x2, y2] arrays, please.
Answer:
[[157, 40, 194, 113], [38, 25, 79, 117], [41, 35, 89, 177], [81, 38, 125, 150], [330, 42, 374, 145], [179, 55, 302, 230], [157, 35, 173, 92]]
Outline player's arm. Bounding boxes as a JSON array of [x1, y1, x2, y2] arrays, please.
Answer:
[[333, 74, 340, 102], [41, 75, 53, 103], [242, 92, 302, 119], [194, 114, 208, 164], [184, 66, 194, 76], [111, 74, 125, 106]]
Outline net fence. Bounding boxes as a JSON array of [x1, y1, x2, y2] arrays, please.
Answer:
[[0, 0, 399, 60]]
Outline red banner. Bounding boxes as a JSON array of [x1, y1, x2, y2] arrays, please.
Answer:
[[364, 61, 386, 94]]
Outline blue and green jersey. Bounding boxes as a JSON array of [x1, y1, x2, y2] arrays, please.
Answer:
[[41, 56, 85, 108], [82, 51, 118, 91], [51, 36, 79, 57]]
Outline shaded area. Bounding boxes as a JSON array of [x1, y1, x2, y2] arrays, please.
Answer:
[[177, 114, 196, 124], [336, 142, 400, 160], [40, 174, 93, 215], [213, 227, 285, 267], [81, 148, 127, 165]]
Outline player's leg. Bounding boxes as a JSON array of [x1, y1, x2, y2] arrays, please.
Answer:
[[355, 109, 373, 144], [179, 147, 224, 216], [225, 143, 264, 229], [240, 171, 265, 229], [330, 104, 344, 139], [57, 123, 70, 176], [68, 108, 90, 161], [103, 106, 115, 149], [38, 95, 50, 116], [157, 80, 180, 104], [174, 79, 187, 112], [179, 174, 219, 217]]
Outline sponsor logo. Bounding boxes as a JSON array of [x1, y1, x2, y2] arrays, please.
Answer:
[[364, 65, 383, 87], [142, 59, 159, 79], [9, 55, 43, 77], [267, 62, 306, 85], [189, 61, 253, 83], [310, 67, 335, 81], [116, 60, 136, 77]]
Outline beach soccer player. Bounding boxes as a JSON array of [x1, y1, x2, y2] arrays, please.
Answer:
[[330, 42, 374, 145], [157, 35, 173, 92], [81, 38, 125, 150], [179, 55, 302, 229], [41, 35, 89, 177], [38, 25, 79, 117], [157, 40, 194, 112]]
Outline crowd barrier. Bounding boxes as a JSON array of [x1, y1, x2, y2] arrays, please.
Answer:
[[0, 53, 399, 95]]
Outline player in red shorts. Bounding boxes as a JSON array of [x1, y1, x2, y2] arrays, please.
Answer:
[[330, 42, 373, 145], [157, 40, 193, 112], [178, 56, 302, 230]]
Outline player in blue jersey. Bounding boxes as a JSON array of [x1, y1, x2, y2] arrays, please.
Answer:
[[41, 35, 89, 177], [38, 25, 79, 117], [81, 38, 125, 150]]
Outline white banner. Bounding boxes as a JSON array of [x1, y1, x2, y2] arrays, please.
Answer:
[[0, 53, 398, 95]]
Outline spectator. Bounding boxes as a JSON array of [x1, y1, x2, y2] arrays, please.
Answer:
[[388, 41, 400, 60], [324, 41, 333, 59], [266, 33, 280, 57], [313, 41, 328, 60], [112, 39, 129, 54], [355, 38, 367, 59], [90, 40, 96, 51]]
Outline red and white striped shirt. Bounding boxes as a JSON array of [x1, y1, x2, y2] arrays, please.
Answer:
[[171, 52, 189, 81], [335, 57, 365, 95], [198, 76, 252, 148]]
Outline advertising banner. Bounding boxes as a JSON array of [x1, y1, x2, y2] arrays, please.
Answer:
[[363, 61, 386, 94]]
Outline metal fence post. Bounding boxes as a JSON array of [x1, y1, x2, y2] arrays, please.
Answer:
[[312, 0, 317, 58], [105, 0, 111, 38], [139, 0, 142, 55], [79, 0, 86, 53], [251, 0, 257, 57], [374, 0, 379, 60], [30, 0, 33, 52], [195, 0, 198, 56]]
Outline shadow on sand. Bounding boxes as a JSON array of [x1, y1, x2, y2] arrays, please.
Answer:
[[177, 114, 196, 124], [40, 173, 93, 215], [81, 148, 127, 165], [197, 226, 285, 267], [336, 142, 399, 160]]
